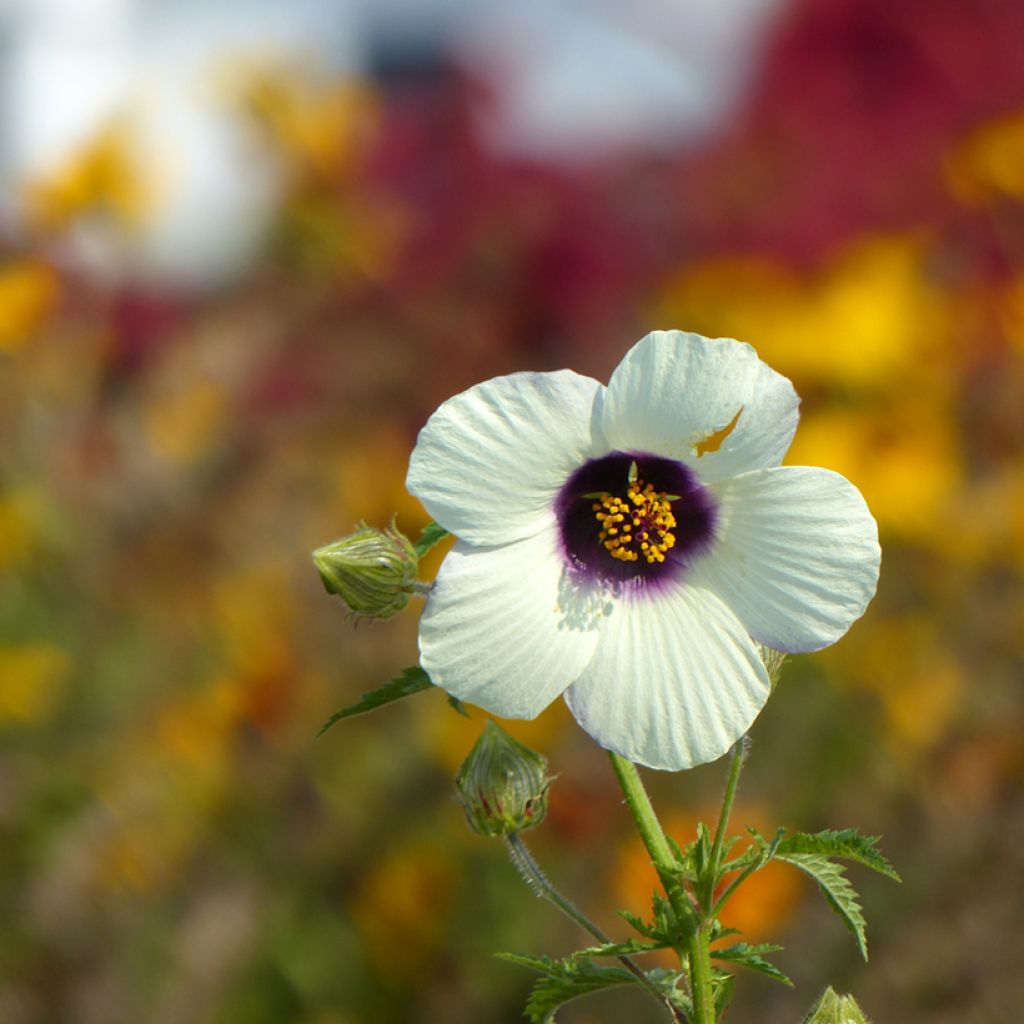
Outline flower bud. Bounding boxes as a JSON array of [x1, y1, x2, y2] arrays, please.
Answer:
[[802, 986, 871, 1024], [312, 522, 417, 620], [455, 720, 551, 837]]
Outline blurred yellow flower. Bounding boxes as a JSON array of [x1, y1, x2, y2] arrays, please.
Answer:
[[831, 616, 963, 754], [655, 234, 942, 391], [0, 261, 60, 352], [22, 120, 151, 233], [787, 404, 961, 543], [233, 65, 378, 183], [0, 642, 70, 725], [945, 107, 1024, 204]]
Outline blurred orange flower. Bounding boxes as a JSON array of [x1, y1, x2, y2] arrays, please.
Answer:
[[612, 807, 804, 948]]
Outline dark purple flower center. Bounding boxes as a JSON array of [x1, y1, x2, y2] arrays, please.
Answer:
[[555, 451, 717, 588]]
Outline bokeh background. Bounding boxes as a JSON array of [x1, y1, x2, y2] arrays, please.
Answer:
[[3, 1, 1024, 1021]]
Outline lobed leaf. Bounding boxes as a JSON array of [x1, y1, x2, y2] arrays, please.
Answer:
[[776, 853, 870, 960], [518, 959, 640, 1023], [570, 938, 669, 960], [712, 943, 793, 986], [775, 829, 900, 881]]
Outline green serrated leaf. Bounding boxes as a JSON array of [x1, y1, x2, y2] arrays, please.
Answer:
[[775, 829, 901, 882], [712, 943, 793, 986], [571, 938, 669, 960], [615, 894, 697, 954], [777, 854, 870, 960], [414, 521, 449, 559], [617, 909, 654, 938], [519, 959, 639, 1023], [317, 666, 433, 736], [495, 952, 554, 973]]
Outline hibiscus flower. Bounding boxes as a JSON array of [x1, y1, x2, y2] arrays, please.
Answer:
[[407, 331, 879, 770]]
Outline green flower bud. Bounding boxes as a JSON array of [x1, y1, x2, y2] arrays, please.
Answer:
[[455, 720, 551, 837], [802, 986, 871, 1024], [312, 522, 417, 620]]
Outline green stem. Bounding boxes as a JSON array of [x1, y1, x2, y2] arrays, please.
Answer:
[[704, 739, 746, 912], [608, 753, 714, 1024], [504, 834, 684, 1023]]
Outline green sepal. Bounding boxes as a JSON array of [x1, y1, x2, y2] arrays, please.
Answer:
[[776, 853, 870, 960], [775, 829, 901, 882], [712, 943, 793, 986], [414, 521, 449, 559], [317, 666, 433, 737]]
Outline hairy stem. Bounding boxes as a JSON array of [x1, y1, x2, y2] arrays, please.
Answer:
[[504, 833, 684, 1021]]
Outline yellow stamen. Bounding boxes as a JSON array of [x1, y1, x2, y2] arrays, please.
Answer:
[[592, 476, 677, 565]]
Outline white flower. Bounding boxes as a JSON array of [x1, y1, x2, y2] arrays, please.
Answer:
[[406, 331, 880, 771]]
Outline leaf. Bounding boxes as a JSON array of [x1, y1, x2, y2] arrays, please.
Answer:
[[775, 829, 901, 882], [570, 938, 669, 960], [618, 890, 696, 950], [414, 521, 449, 559], [495, 952, 553, 973], [508, 957, 639, 1024], [712, 971, 736, 1019], [713, 943, 793, 986], [446, 693, 470, 718], [776, 853, 870, 960], [317, 666, 433, 736], [617, 909, 654, 939]]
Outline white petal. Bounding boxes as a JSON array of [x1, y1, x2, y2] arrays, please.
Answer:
[[602, 331, 799, 482], [564, 585, 770, 770], [693, 466, 881, 653], [419, 530, 600, 719], [407, 370, 605, 545]]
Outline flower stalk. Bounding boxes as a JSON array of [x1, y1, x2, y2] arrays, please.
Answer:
[[704, 738, 746, 911]]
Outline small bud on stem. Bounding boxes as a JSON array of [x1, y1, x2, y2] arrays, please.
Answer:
[[456, 720, 551, 837], [803, 986, 871, 1024], [313, 522, 418, 620]]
